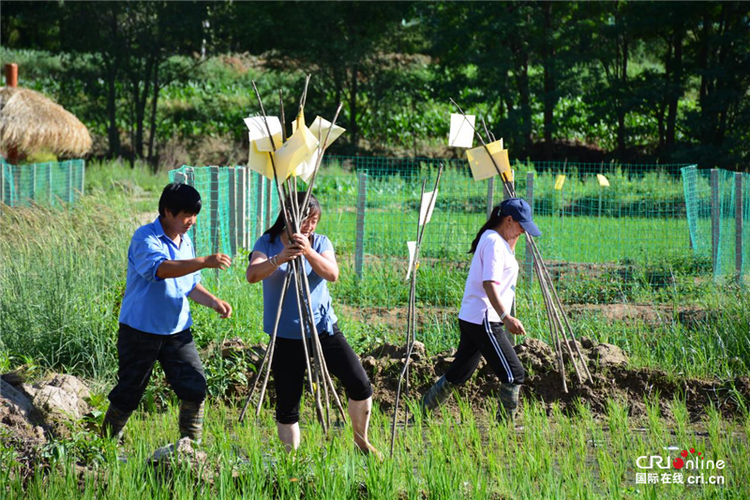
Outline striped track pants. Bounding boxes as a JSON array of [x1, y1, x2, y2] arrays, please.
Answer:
[[444, 315, 525, 386]]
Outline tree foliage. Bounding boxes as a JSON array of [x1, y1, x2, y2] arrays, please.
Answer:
[[1, 1, 748, 169]]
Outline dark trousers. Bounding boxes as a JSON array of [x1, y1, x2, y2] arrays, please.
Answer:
[[444, 318, 525, 386], [108, 323, 207, 413], [271, 325, 372, 424]]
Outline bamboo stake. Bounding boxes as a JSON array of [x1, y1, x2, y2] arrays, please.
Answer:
[[390, 167, 443, 456], [238, 270, 291, 423], [290, 260, 327, 430], [246, 81, 322, 421]]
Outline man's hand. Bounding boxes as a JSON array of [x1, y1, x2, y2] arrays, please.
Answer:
[[504, 315, 527, 336], [203, 253, 232, 270], [212, 298, 232, 319]]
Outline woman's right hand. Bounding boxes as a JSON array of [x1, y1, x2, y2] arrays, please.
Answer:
[[504, 315, 527, 336], [277, 236, 304, 264]]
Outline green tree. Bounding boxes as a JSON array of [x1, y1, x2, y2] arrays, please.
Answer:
[[58, 2, 207, 165]]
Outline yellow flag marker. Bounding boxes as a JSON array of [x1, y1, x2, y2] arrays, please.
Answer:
[[465, 140, 510, 181], [555, 174, 566, 190], [596, 174, 610, 187]]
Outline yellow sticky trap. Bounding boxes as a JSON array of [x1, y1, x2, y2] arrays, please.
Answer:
[[555, 174, 566, 190], [465, 140, 510, 181], [405, 241, 417, 281], [295, 148, 323, 183], [309, 116, 345, 146], [247, 136, 274, 179], [275, 118, 318, 181], [597, 174, 610, 187], [244, 116, 283, 152]]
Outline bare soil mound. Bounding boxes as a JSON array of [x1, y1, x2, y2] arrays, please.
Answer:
[[219, 337, 748, 423], [1, 372, 95, 485], [360, 337, 748, 422]]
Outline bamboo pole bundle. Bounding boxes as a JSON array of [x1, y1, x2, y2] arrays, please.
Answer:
[[239, 78, 346, 428]]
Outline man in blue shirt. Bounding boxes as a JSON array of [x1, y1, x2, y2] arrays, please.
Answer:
[[102, 183, 232, 443]]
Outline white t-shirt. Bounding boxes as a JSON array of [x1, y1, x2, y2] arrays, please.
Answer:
[[458, 229, 519, 325]]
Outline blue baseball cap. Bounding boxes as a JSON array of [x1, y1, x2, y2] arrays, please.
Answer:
[[500, 198, 541, 237]]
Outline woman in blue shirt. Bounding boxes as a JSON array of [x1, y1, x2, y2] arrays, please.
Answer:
[[246, 192, 379, 456]]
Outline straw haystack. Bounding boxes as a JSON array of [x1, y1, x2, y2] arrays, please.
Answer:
[[0, 86, 92, 160]]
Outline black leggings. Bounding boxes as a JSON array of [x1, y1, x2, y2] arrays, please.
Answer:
[[444, 318, 525, 386], [271, 325, 372, 424], [108, 323, 207, 412]]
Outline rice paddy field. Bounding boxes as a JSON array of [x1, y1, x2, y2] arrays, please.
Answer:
[[1, 161, 748, 499]]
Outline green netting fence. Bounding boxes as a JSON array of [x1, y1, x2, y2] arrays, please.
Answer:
[[681, 165, 750, 282], [168, 165, 280, 257], [0, 157, 85, 207], [171, 157, 704, 308]]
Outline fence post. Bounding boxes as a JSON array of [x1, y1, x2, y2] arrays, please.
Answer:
[[486, 177, 495, 219], [525, 172, 535, 282], [0, 161, 4, 205], [184, 168, 196, 251], [355, 170, 367, 279], [255, 173, 265, 240], [30, 164, 37, 203], [504, 170, 515, 342], [736, 172, 744, 285], [173, 171, 186, 184], [11, 164, 19, 207], [67, 162, 74, 205], [238, 167, 248, 250], [711, 168, 720, 278], [228, 167, 238, 256], [210, 166, 220, 254], [47, 164, 53, 205], [80, 160, 85, 195]]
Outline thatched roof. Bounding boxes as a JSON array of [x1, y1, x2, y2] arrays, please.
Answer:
[[0, 86, 92, 158]]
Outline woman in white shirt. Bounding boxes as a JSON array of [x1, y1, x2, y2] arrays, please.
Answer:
[[420, 197, 541, 422]]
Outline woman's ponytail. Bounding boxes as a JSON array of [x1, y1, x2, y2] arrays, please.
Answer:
[[468, 205, 508, 254]]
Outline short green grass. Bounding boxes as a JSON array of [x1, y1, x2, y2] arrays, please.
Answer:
[[3, 397, 747, 499]]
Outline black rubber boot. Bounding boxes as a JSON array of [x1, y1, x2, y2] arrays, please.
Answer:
[[497, 383, 521, 423], [101, 404, 132, 440], [419, 375, 455, 414], [179, 399, 204, 443]]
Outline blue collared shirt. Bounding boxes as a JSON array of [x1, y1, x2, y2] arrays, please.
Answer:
[[252, 233, 338, 339], [119, 216, 201, 335]]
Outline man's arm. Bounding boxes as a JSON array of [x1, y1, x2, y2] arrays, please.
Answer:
[[188, 283, 232, 318], [157, 253, 231, 279]]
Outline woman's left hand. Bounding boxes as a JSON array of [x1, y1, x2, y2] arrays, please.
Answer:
[[291, 233, 312, 257]]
